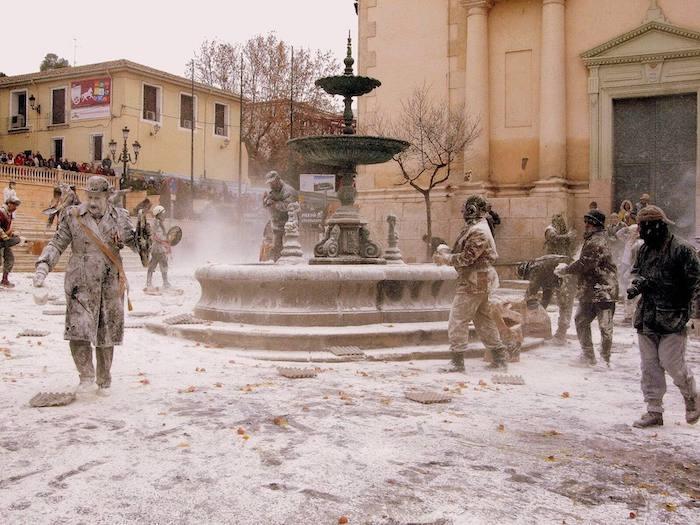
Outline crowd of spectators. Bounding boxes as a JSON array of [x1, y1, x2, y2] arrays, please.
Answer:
[[0, 151, 116, 176]]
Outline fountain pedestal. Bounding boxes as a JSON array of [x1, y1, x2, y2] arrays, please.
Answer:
[[310, 167, 384, 264], [287, 35, 408, 265]]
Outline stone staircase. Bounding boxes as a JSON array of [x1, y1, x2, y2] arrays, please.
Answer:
[[9, 212, 146, 273]]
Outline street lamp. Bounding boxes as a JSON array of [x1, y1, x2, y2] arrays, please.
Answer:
[[108, 126, 142, 204]]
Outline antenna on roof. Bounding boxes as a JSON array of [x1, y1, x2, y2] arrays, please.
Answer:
[[73, 38, 77, 66]]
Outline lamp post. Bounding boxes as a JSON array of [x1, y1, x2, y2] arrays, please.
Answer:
[[108, 126, 141, 208]]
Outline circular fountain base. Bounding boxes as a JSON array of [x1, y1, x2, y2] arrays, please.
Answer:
[[142, 263, 544, 358], [191, 263, 460, 326]]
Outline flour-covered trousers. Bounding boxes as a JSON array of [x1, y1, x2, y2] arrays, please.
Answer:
[[70, 341, 114, 387], [575, 301, 615, 360], [0, 246, 14, 272], [147, 252, 169, 286], [638, 331, 697, 413], [448, 290, 506, 361]]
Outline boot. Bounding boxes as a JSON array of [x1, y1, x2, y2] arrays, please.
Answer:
[[1, 272, 14, 288], [75, 380, 94, 394], [551, 331, 567, 345], [685, 394, 700, 425], [573, 352, 596, 367], [486, 360, 508, 371], [96, 386, 111, 397], [162, 271, 172, 289], [633, 412, 663, 428], [444, 352, 465, 372], [601, 341, 612, 366]]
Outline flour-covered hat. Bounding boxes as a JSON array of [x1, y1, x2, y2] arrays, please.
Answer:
[[636, 204, 675, 225], [85, 175, 111, 194]]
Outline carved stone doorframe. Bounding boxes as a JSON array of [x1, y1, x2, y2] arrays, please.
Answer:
[[582, 18, 700, 240]]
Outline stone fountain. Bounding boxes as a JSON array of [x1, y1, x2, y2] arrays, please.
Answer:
[[145, 37, 539, 359], [288, 35, 409, 264]]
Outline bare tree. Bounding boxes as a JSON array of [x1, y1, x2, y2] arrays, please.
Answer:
[[191, 33, 339, 177], [374, 86, 480, 260]]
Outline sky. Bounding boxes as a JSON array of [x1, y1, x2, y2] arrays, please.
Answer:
[[1, 0, 358, 77]]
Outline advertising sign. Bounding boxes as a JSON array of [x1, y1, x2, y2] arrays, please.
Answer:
[[71, 78, 111, 121], [299, 174, 336, 193]]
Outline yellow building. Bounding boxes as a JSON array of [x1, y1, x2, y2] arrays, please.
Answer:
[[356, 0, 700, 265], [0, 59, 248, 186]]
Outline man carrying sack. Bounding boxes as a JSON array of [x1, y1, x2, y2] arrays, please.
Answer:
[[34, 176, 139, 396]]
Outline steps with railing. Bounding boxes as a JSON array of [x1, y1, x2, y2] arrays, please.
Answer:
[[0, 163, 118, 189], [7, 212, 145, 273]]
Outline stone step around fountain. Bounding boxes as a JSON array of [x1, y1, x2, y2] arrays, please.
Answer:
[[144, 318, 544, 362]]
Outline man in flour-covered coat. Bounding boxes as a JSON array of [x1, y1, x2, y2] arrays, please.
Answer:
[[34, 176, 139, 396], [434, 195, 509, 372]]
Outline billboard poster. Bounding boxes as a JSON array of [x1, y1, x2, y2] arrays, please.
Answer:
[[299, 174, 336, 193], [70, 78, 111, 121]]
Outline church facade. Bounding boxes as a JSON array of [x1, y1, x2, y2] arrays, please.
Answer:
[[355, 0, 700, 268]]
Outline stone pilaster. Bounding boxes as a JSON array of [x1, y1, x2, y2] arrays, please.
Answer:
[[462, 0, 493, 183], [537, 0, 567, 182]]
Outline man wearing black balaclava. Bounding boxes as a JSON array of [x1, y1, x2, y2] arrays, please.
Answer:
[[628, 205, 699, 428]]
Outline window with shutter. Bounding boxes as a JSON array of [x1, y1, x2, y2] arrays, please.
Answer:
[[214, 103, 227, 136], [180, 94, 194, 129], [52, 88, 66, 125], [92, 135, 103, 162], [143, 85, 159, 121]]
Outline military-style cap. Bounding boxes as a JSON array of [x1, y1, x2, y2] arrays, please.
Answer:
[[583, 209, 606, 227], [85, 175, 112, 194], [636, 204, 675, 225]]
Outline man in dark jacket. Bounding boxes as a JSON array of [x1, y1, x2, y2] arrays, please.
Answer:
[[557, 210, 618, 365], [628, 205, 699, 428]]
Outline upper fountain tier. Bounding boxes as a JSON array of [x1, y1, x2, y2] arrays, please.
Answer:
[[287, 34, 408, 167], [315, 32, 381, 99]]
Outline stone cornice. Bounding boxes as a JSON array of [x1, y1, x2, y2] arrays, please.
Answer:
[[460, 0, 494, 12], [581, 20, 700, 67], [583, 49, 700, 67]]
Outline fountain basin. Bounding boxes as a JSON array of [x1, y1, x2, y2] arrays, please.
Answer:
[[315, 75, 381, 97], [287, 135, 409, 167], [192, 263, 472, 326]]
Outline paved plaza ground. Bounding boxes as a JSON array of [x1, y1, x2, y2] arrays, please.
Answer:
[[1, 272, 698, 524]]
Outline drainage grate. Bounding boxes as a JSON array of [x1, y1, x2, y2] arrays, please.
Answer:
[[491, 374, 526, 385], [42, 308, 65, 316], [163, 313, 206, 325], [327, 346, 365, 358], [17, 329, 50, 337], [277, 367, 318, 379], [405, 390, 452, 404]]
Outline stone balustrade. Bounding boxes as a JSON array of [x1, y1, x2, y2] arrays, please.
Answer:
[[0, 163, 117, 189]]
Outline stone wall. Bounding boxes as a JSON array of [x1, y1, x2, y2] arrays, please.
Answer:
[[358, 183, 589, 267]]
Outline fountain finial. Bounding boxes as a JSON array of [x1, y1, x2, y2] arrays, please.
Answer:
[[344, 31, 355, 76]]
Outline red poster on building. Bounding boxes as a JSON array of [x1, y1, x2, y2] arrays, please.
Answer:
[[70, 78, 111, 120]]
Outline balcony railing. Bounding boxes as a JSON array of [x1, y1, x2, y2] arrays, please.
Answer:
[[8, 114, 28, 130], [0, 163, 117, 189]]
